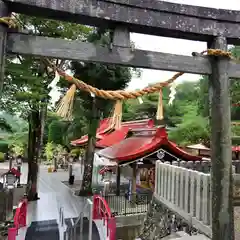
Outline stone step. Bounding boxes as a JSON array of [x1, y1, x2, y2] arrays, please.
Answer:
[[134, 231, 189, 240], [161, 231, 189, 239], [177, 235, 210, 239], [135, 232, 210, 240]]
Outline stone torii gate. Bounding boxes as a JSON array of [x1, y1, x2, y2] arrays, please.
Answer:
[[0, 0, 240, 239]]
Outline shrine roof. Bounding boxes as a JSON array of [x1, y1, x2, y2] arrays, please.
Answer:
[[97, 128, 202, 162], [71, 118, 112, 146], [96, 126, 130, 148], [232, 146, 240, 152], [71, 118, 154, 147]]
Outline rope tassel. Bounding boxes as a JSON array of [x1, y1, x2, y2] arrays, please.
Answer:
[[56, 84, 76, 120], [156, 89, 164, 120], [110, 100, 123, 129]]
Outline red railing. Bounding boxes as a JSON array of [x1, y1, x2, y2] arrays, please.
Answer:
[[93, 195, 116, 240], [8, 198, 28, 240]]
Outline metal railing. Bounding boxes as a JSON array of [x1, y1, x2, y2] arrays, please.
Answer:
[[93, 195, 116, 240], [63, 218, 74, 240], [102, 193, 151, 216], [63, 198, 93, 240]]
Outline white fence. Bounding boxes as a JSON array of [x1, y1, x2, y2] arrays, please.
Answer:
[[154, 161, 212, 237]]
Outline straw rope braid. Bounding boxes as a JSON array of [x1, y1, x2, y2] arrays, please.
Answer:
[[201, 49, 232, 58], [45, 58, 184, 100], [0, 16, 19, 29], [46, 48, 236, 101]]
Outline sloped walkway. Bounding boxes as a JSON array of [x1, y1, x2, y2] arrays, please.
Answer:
[[14, 163, 96, 239], [28, 166, 86, 222]]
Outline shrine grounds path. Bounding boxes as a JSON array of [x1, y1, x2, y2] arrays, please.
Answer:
[[1, 162, 240, 239]]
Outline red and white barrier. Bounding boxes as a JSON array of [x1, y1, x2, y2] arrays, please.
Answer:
[[8, 198, 27, 240], [93, 195, 116, 240]]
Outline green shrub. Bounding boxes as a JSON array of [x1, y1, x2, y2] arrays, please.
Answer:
[[0, 140, 8, 153], [0, 152, 5, 162], [70, 148, 80, 157], [48, 120, 65, 145], [232, 136, 240, 146], [44, 142, 55, 161], [70, 148, 85, 157]]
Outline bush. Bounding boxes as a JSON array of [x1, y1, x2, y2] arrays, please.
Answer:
[[44, 142, 55, 162], [70, 148, 85, 157], [70, 148, 80, 157], [48, 120, 65, 145], [0, 141, 8, 153], [232, 136, 240, 146], [0, 152, 5, 162]]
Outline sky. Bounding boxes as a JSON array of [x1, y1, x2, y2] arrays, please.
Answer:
[[127, 0, 240, 90]]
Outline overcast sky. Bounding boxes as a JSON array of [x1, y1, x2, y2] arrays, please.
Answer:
[[127, 0, 240, 90]]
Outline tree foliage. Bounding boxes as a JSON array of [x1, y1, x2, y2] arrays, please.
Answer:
[[70, 31, 132, 117], [48, 120, 66, 145]]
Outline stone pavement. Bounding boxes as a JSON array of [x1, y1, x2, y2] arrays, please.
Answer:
[[28, 163, 86, 223], [0, 161, 89, 239]]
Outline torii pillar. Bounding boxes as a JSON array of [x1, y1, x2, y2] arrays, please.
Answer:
[[208, 37, 234, 240]]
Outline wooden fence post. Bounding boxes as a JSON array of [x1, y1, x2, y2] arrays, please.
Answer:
[[208, 36, 234, 240]]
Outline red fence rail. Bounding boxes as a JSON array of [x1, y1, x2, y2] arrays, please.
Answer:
[[93, 195, 116, 240], [8, 198, 27, 240]]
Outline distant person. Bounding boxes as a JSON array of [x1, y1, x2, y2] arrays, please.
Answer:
[[16, 155, 22, 187]]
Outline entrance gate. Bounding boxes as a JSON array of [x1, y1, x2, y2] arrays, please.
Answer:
[[0, 1, 240, 239]]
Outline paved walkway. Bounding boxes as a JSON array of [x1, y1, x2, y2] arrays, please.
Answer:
[[0, 161, 93, 221], [28, 163, 86, 223], [0, 162, 92, 239]]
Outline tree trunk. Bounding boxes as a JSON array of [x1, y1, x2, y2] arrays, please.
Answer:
[[27, 108, 41, 201], [79, 98, 99, 196], [38, 100, 47, 163]]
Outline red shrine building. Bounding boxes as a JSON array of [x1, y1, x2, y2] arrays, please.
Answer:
[[95, 127, 203, 194], [71, 118, 240, 195], [71, 118, 207, 195], [71, 118, 154, 148]]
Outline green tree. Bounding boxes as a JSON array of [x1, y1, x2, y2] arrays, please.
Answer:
[[168, 105, 210, 146], [1, 16, 92, 200], [122, 82, 197, 126], [197, 46, 240, 120], [70, 30, 133, 195], [48, 120, 66, 145], [0, 118, 13, 133]]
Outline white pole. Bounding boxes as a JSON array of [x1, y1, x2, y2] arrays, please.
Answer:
[[87, 199, 93, 240]]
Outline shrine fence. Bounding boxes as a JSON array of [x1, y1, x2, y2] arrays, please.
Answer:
[[155, 160, 212, 237]]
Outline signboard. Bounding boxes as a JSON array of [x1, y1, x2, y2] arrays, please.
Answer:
[[157, 150, 165, 160]]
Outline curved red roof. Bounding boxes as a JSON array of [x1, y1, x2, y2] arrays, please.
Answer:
[[96, 119, 155, 148], [98, 128, 202, 162], [121, 119, 154, 128], [71, 118, 112, 146], [96, 126, 130, 148], [71, 118, 154, 146], [232, 146, 240, 152]]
